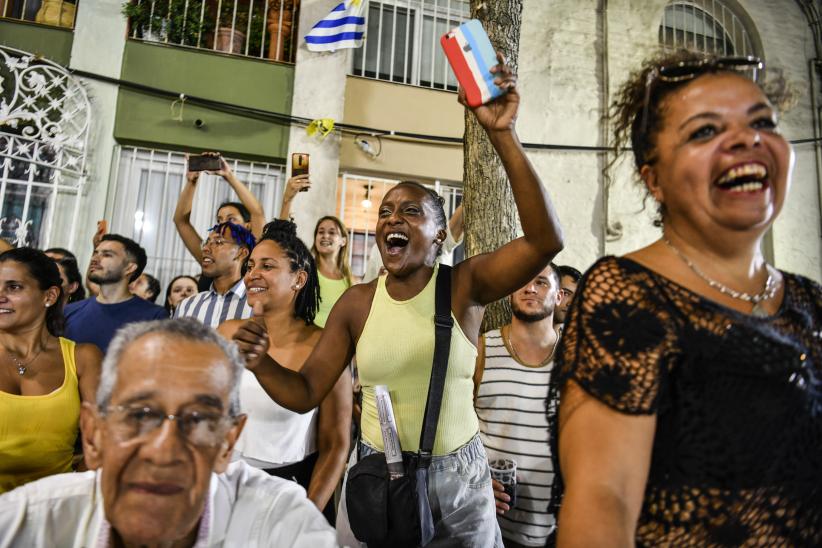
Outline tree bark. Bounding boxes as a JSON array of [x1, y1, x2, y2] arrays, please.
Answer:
[[463, 0, 523, 332]]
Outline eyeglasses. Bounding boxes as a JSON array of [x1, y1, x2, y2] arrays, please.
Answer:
[[201, 237, 235, 250], [639, 56, 764, 160], [102, 405, 235, 447]]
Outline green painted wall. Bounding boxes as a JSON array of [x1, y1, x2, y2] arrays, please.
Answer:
[[0, 20, 73, 66], [115, 40, 293, 161]]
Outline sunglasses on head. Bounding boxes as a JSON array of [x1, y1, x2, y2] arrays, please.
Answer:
[[639, 55, 765, 145]]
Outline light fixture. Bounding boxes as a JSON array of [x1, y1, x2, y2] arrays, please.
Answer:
[[361, 185, 372, 209]]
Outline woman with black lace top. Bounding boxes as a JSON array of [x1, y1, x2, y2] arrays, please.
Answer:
[[548, 50, 821, 547]]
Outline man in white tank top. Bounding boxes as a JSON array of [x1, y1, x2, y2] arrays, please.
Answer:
[[474, 263, 562, 548]]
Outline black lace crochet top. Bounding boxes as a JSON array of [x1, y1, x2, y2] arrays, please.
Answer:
[[547, 256, 822, 547]]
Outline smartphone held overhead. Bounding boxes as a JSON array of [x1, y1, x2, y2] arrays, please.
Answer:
[[441, 19, 508, 108], [188, 154, 223, 172], [292, 153, 310, 191]]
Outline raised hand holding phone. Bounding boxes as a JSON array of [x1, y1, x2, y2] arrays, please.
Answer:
[[458, 52, 519, 133]]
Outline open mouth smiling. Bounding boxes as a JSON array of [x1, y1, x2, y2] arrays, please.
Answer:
[[385, 232, 409, 256], [715, 162, 769, 193]]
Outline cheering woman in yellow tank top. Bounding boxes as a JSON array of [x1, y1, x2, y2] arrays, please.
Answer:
[[233, 55, 564, 545], [0, 248, 101, 493]]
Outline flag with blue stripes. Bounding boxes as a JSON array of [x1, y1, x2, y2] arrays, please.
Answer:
[[305, 0, 367, 52]]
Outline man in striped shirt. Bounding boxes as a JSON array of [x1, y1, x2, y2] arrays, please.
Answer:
[[474, 263, 562, 547], [174, 222, 255, 327]]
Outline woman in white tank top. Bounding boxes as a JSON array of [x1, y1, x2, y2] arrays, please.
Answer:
[[218, 220, 351, 521]]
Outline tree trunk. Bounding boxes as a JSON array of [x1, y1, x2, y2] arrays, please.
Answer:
[[463, 0, 523, 333]]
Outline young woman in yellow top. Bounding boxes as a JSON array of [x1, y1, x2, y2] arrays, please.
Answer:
[[0, 248, 101, 493], [233, 57, 564, 545], [310, 216, 354, 327]]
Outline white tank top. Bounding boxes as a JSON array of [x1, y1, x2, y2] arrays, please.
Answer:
[[232, 369, 318, 468]]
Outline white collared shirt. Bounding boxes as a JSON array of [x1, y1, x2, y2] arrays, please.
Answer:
[[0, 460, 338, 547], [174, 279, 253, 328]]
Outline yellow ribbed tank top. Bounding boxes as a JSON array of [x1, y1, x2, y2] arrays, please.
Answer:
[[358, 264, 479, 455], [0, 338, 80, 493], [315, 272, 349, 328]]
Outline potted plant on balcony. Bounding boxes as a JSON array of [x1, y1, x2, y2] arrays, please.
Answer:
[[122, 0, 208, 46]]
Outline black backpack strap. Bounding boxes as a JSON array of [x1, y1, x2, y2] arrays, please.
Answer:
[[417, 264, 453, 469]]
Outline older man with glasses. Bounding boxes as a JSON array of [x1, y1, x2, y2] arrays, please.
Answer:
[[0, 318, 337, 547]]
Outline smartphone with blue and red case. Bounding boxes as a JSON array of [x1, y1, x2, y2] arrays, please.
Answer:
[[440, 19, 507, 108]]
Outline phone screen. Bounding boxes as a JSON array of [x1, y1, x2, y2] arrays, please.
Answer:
[[292, 153, 310, 177]]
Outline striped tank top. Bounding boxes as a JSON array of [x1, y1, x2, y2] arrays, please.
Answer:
[[476, 328, 556, 545]]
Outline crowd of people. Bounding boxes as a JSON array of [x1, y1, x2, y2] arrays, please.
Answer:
[[0, 48, 819, 548]]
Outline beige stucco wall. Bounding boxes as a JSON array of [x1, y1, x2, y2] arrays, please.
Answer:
[[339, 76, 464, 182]]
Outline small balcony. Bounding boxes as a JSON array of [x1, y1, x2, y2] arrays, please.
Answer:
[[1, 0, 78, 29], [123, 0, 300, 63]]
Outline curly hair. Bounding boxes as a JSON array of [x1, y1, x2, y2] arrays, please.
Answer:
[[609, 49, 794, 222], [260, 219, 320, 325]]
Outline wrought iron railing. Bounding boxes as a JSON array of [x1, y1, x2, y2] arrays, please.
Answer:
[[123, 0, 300, 63], [1, 0, 78, 29]]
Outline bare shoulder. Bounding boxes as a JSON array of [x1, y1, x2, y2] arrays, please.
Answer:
[[338, 280, 377, 313], [74, 343, 102, 376], [330, 279, 378, 338]]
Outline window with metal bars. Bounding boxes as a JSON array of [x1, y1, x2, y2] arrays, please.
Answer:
[[659, 0, 757, 58], [109, 146, 285, 291], [351, 0, 469, 90]]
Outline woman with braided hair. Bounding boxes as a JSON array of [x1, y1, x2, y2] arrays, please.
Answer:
[[217, 220, 351, 523]]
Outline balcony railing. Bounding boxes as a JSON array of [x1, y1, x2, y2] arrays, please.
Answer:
[[351, 0, 469, 90], [124, 0, 300, 63], [1, 0, 78, 29]]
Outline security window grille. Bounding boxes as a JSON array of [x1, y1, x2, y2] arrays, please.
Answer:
[[0, 46, 90, 250], [659, 0, 756, 57], [351, 0, 469, 90], [110, 146, 285, 291]]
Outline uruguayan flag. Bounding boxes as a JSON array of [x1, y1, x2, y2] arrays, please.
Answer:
[[305, 0, 367, 52]]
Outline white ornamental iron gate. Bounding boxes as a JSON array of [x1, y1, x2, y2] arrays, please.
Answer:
[[0, 45, 90, 250]]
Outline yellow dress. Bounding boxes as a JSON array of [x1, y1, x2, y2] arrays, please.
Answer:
[[0, 338, 80, 493], [315, 272, 350, 328]]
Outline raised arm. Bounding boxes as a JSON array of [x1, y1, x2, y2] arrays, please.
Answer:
[[458, 55, 564, 305], [278, 175, 311, 220], [307, 365, 352, 508], [232, 287, 366, 413], [556, 382, 655, 546], [216, 157, 266, 239], [173, 167, 204, 263]]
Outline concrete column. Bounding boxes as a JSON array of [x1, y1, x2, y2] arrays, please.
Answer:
[[286, 0, 352, 245], [68, 0, 127, 267]]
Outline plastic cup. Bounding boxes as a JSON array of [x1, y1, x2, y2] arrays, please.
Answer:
[[489, 458, 517, 508]]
